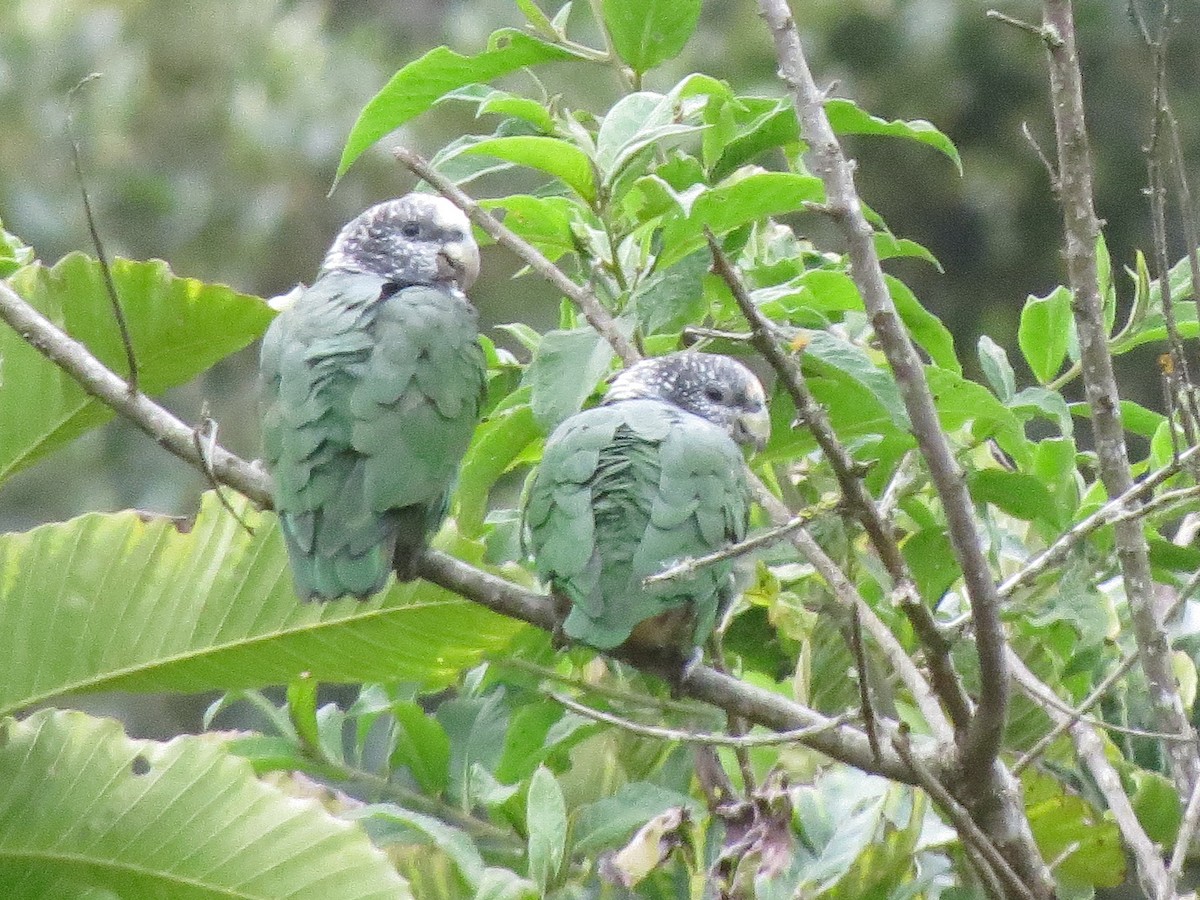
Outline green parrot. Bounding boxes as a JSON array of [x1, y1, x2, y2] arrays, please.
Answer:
[[523, 353, 770, 661], [260, 194, 485, 601]]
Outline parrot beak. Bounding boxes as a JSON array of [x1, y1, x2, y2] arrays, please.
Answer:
[[438, 240, 481, 291], [734, 407, 772, 451]]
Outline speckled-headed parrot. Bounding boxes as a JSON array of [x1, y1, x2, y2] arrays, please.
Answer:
[[260, 194, 485, 601], [523, 353, 769, 659]]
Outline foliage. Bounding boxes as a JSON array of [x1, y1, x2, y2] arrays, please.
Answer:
[[0, 0, 1197, 896]]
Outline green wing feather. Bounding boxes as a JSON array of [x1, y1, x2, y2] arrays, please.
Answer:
[[525, 399, 751, 650], [261, 272, 485, 600]]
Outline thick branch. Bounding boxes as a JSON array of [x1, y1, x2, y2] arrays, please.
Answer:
[[1039, 0, 1199, 796], [756, 0, 1007, 784], [0, 275, 927, 783], [393, 147, 641, 367]]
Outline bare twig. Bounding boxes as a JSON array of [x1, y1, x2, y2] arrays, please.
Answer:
[[1171, 774, 1200, 877], [892, 731, 1037, 900], [848, 606, 882, 764], [549, 691, 855, 748], [643, 495, 838, 587], [1039, 0, 1199, 797], [393, 147, 640, 366], [67, 74, 139, 394], [986, 9, 1063, 46], [193, 407, 256, 536], [756, 0, 1009, 782], [706, 231, 974, 732]]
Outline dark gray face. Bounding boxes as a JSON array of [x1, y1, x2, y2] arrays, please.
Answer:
[[605, 353, 771, 449], [321, 193, 480, 290]]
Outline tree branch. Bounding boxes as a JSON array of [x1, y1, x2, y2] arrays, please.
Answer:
[[393, 146, 641, 367], [0, 272, 928, 784], [706, 230, 974, 732], [1039, 0, 1199, 797], [755, 0, 1009, 785]]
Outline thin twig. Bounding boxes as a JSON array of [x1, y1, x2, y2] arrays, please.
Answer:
[[986, 9, 1063, 46], [705, 230, 974, 732], [193, 406, 256, 536], [1170, 772, 1200, 877], [549, 691, 854, 748], [393, 147, 640, 366], [67, 74, 139, 394], [848, 606, 882, 764], [643, 495, 838, 587], [892, 731, 1038, 900]]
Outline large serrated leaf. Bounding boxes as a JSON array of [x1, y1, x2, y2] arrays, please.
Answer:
[[0, 493, 522, 715], [0, 254, 271, 482], [335, 30, 580, 183], [0, 708, 411, 899]]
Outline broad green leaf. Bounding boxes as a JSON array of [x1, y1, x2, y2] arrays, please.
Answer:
[[457, 401, 540, 538], [462, 136, 597, 202], [659, 171, 825, 268], [526, 327, 615, 432], [0, 493, 522, 716], [356, 805, 484, 890], [437, 691, 510, 808], [977, 335, 1016, 402], [0, 709, 410, 898], [482, 196, 582, 261], [824, 98, 962, 174], [525, 766, 567, 892], [0, 218, 34, 278], [886, 276, 959, 372], [335, 31, 579, 182], [927, 367, 1031, 467], [632, 249, 710, 333], [900, 528, 960, 604], [601, 0, 702, 74], [1021, 767, 1125, 888], [1130, 770, 1182, 845], [441, 86, 555, 134], [391, 701, 452, 796], [1067, 398, 1165, 440], [0, 254, 271, 482], [573, 782, 700, 852], [873, 232, 943, 270], [804, 331, 908, 428], [1019, 285, 1072, 383], [968, 469, 1060, 526], [1011, 386, 1074, 436], [473, 868, 539, 900], [709, 97, 798, 181]]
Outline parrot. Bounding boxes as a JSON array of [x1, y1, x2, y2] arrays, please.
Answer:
[[523, 352, 770, 664], [260, 193, 486, 601]]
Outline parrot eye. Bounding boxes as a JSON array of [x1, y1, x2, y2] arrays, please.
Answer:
[[401, 222, 421, 238], [703, 386, 724, 403]]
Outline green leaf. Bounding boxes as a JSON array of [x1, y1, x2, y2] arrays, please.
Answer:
[[0, 493, 522, 716], [804, 331, 908, 428], [473, 868, 539, 900], [573, 782, 700, 852], [0, 709, 410, 898], [824, 98, 962, 173], [886, 276, 959, 372], [1131, 769, 1182, 845], [873, 231, 942, 270], [457, 401, 540, 538], [442, 86, 556, 134], [601, 0, 702, 74], [1, 254, 271, 483], [1019, 285, 1072, 384], [437, 692, 509, 807], [0, 218, 34, 278], [356, 804, 484, 890], [927, 367, 1031, 467], [658, 171, 825, 268], [391, 702, 452, 796], [632, 249, 710, 333], [977, 335, 1016, 402], [1021, 767, 1125, 889], [900, 528, 960, 604], [1011, 386, 1074, 436], [335, 31, 578, 183], [526, 327, 615, 432], [462, 136, 597, 202], [526, 766, 568, 892], [968, 469, 1060, 526], [482, 196, 582, 261]]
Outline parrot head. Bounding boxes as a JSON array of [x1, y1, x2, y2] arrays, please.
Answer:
[[321, 193, 480, 291], [605, 353, 771, 450]]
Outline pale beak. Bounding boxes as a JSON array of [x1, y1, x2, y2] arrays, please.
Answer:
[[437, 240, 481, 291], [734, 408, 771, 451]]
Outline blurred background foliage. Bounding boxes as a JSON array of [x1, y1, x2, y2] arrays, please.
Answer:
[[2, 0, 1197, 528]]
